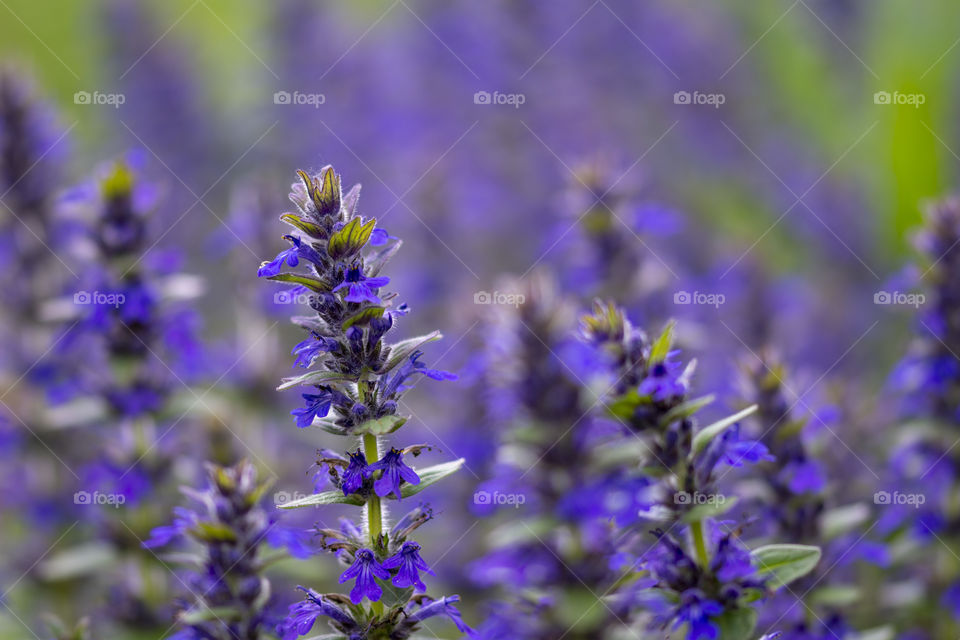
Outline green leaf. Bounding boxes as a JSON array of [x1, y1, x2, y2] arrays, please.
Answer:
[[179, 606, 240, 624], [681, 495, 739, 523], [846, 626, 895, 640], [820, 503, 870, 540], [555, 588, 607, 632], [280, 213, 325, 238], [661, 394, 715, 425], [383, 331, 442, 372], [278, 490, 364, 510], [191, 522, 237, 543], [310, 419, 351, 436], [328, 216, 377, 259], [809, 585, 861, 607], [751, 544, 821, 590], [277, 370, 354, 391], [692, 405, 759, 456], [606, 390, 643, 420], [342, 306, 385, 329], [379, 581, 413, 608], [712, 606, 757, 640], [264, 272, 331, 292], [38, 543, 117, 581], [304, 166, 340, 216], [649, 320, 676, 363], [353, 415, 407, 436], [400, 459, 465, 498]]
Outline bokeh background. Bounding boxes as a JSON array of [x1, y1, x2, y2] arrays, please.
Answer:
[[2, 0, 960, 638]]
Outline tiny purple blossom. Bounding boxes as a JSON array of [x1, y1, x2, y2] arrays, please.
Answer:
[[291, 392, 332, 428], [721, 437, 775, 467], [368, 448, 420, 500], [407, 595, 474, 636], [674, 590, 723, 640], [258, 235, 323, 277], [142, 506, 195, 548], [332, 265, 389, 304], [338, 548, 389, 603], [291, 334, 336, 368], [341, 449, 369, 496], [369, 228, 397, 245], [279, 587, 356, 640], [639, 353, 687, 401], [382, 351, 457, 398], [383, 540, 435, 590]]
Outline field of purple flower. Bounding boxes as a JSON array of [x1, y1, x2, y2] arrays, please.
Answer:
[[2, 1, 960, 639]]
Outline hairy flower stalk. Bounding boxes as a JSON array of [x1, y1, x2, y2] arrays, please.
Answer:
[[144, 460, 305, 639], [258, 166, 472, 638]]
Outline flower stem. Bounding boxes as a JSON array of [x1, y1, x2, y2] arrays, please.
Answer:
[[363, 433, 382, 548], [691, 519, 709, 568]]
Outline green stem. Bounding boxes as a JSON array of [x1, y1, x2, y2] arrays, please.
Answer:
[[691, 519, 709, 568], [363, 433, 382, 548]]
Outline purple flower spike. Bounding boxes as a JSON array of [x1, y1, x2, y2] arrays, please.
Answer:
[[338, 548, 389, 604], [368, 448, 420, 500], [383, 540, 435, 591]]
